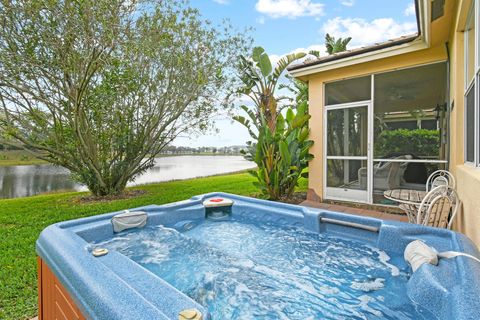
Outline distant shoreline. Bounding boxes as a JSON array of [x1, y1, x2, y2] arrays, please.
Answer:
[[0, 150, 243, 167], [155, 153, 242, 157]]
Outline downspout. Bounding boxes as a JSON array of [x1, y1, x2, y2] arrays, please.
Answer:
[[445, 42, 451, 171]]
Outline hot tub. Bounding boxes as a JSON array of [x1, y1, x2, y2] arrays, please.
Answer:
[[36, 193, 480, 319]]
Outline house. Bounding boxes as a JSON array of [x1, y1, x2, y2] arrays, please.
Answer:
[[288, 0, 480, 246]]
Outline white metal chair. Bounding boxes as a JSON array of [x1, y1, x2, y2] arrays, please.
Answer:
[[426, 170, 455, 191], [416, 185, 460, 229]]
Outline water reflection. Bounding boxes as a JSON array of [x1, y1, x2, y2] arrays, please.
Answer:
[[0, 156, 255, 199], [0, 165, 77, 198]]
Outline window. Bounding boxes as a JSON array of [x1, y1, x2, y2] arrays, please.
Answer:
[[464, 1, 480, 165]]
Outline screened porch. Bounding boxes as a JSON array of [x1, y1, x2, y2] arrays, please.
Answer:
[[324, 62, 448, 205]]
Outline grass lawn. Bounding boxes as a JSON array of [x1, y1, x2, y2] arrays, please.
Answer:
[[0, 172, 307, 320]]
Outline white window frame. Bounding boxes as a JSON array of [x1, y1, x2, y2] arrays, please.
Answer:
[[464, 0, 480, 166]]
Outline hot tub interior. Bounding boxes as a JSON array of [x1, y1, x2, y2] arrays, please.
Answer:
[[37, 193, 480, 320], [93, 213, 435, 319]]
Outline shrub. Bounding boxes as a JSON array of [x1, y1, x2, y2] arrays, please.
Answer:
[[374, 129, 440, 158], [237, 102, 313, 200]]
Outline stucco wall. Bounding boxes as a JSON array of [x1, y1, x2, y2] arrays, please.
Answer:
[[453, 166, 480, 245], [446, 0, 480, 247]]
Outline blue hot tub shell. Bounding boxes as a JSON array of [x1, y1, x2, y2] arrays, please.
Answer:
[[36, 192, 480, 319]]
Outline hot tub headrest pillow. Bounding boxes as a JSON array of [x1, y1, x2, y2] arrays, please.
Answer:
[[404, 240, 480, 272], [112, 210, 147, 233]]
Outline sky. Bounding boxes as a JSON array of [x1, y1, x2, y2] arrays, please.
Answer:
[[174, 0, 418, 147]]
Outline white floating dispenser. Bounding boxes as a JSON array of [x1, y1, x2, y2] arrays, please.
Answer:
[[203, 197, 234, 221]]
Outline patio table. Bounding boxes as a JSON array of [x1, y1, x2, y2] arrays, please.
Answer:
[[383, 189, 427, 223]]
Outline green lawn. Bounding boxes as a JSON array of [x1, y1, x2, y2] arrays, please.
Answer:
[[0, 172, 307, 319]]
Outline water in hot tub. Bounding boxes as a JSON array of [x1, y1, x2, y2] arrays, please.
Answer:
[[95, 216, 436, 319]]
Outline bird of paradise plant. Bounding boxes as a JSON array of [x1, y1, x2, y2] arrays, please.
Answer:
[[234, 46, 313, 200]]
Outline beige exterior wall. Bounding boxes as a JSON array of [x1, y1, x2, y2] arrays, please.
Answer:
[[446, 0, 480, 246], [302, 0, 480, 247]]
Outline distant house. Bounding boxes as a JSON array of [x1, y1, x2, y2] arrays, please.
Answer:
[[289, 0, 480, 246]]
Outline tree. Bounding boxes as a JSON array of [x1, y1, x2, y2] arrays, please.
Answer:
[[325, 33, 352, 54], [0, 0, 248, 196], [234, 47, 313, 200]]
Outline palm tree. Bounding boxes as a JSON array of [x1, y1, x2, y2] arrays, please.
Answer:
[[325, 33, 352, 54]]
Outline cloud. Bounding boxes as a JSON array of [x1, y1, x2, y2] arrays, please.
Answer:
[[321, 17, 418, 48], [341, 0, 355, 7], [213, 0, 229, 4], [404, 3, 416, 16], [255, 0, 324, 19]]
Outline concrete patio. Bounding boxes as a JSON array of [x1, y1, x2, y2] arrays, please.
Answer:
[[301, 200, 409, 222]]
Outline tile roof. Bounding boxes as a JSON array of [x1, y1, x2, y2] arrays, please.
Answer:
[[288, 33, 420, 72]]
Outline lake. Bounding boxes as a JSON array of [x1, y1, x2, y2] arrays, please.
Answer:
[[0, 156, 255, 199]]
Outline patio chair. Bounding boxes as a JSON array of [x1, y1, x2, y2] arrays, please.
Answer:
[[416, 185, 459, 229], [358, 155, 411, 190], [426, 170, 455, 191]]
